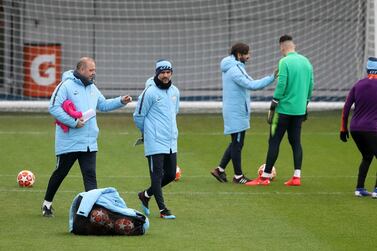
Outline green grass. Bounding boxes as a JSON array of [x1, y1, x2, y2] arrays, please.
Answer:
[[0, 112, 376, 251]]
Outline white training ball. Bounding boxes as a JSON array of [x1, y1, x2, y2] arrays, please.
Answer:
[[258, 164, 276, 180], [175, 166, 182, 181], [17, 170, 35, 187]]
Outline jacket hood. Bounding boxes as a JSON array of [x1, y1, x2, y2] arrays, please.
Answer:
[[221, 55, 243, 73], [61, 70, 93, 86], [61, 70, 75, 82], [145, 77, 155, 88]]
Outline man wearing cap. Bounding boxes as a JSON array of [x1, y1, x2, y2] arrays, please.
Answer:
[[133, 59, 179, 219], [247, 35, 314, 186], [339, 57, 377, 198]]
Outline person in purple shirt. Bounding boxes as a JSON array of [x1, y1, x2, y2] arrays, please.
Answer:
[[340, 57, 377, 198]]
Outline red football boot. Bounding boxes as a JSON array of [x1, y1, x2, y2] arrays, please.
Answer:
[[284, 176, 301, 186], [245, 176, 270, 186]]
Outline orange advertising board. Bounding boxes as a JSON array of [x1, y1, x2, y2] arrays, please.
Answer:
[[23, 44, 61, 97]]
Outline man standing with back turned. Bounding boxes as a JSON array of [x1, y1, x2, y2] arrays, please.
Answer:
[[246, 35, 314, 186]]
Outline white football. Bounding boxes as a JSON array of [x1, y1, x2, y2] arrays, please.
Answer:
[[258, 164, 276, 180], [90, 208, 110, 226], [17, 170, 35, 187], [115, 218, 135, 235]]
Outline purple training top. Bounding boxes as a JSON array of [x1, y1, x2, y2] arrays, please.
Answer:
[[341, 75, 377, 132]]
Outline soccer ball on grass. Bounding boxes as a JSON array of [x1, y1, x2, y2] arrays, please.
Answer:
[[175, 166, 182, 181], [258, 164, 276, 180], [17, 170, 35, 187]]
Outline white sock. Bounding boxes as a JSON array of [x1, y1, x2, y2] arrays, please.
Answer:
[[144, 191, 150, 198], [294, 169, 301, 178], [218, 166, 225, 172], [43, 200, 52, 209], [262, 172, 271, 178], [234, 174, 243, 179]]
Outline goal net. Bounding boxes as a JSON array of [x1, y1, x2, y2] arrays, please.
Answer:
[[0, 0, 372, 112]]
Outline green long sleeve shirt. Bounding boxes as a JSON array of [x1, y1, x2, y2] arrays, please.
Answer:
[[274, 52, 314, 115]]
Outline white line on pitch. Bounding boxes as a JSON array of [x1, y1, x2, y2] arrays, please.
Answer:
[[0, 131, 50, 135], [0, 174, 357, 178], [0, 189, 352, 196], [0, 131, 338, 136]]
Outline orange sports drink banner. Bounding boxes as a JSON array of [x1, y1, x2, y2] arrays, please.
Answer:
[[23, 44, 62, 97]]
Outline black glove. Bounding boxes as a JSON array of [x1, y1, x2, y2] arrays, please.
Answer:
[[340, 131, 349, 142], [267, 99, 279, 124], [134, 134, 144, 146], [273, 69, 278, 79]]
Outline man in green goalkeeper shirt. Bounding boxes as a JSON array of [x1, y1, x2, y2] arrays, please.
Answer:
[[246, 34, 314, 186]]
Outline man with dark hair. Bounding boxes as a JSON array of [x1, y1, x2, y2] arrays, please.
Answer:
[[279, 34, 293, 44], [134, 59, 179, 219], [210, 43, 276, 184], [42, 57, 132, 217], [230, 43, 250, 57], [246, 35, 314, 186], [340, 57, 377, 198]]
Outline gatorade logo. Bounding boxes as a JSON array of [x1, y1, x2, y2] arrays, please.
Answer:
[[30, 54, 56, 86], [23, 44, 61, 97]]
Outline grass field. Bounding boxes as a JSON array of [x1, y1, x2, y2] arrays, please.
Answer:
[[0, 111, 376, 251]]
